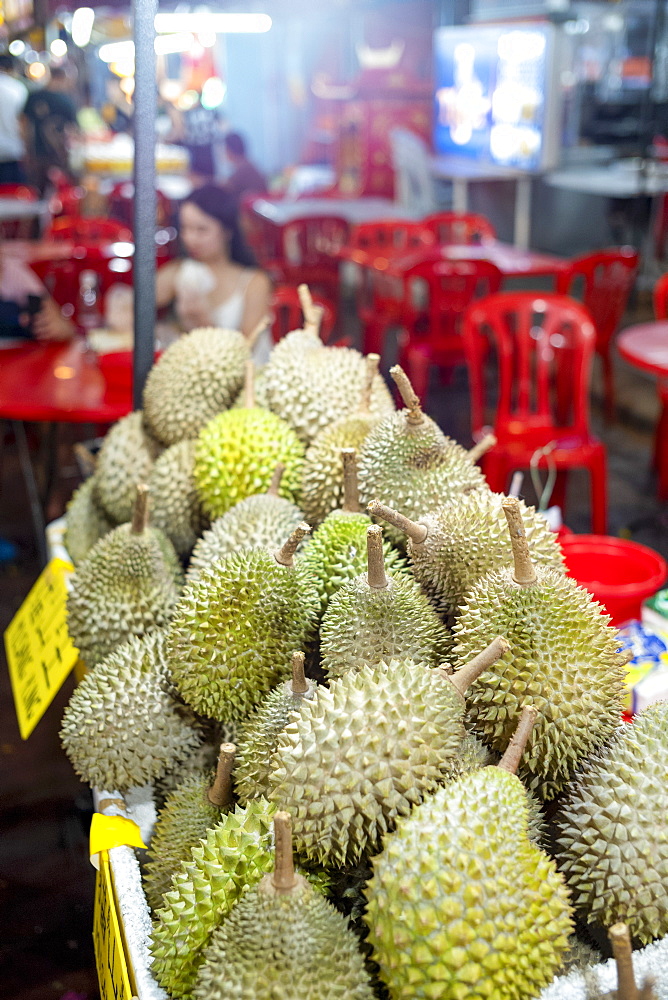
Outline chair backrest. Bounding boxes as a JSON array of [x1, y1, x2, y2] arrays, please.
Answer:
[[654, 272, 668, 318], [389, 127, 437, 215], [30, 255, 133, 325], [47, 215, 133, 242], [422, 211, 496, 246], [280, 215, 350, 268], [348, 220, 434, 256], [556, 246, 639, 347], [270, 284, 336, 344], [0, 183, 39, 202], [463, 292, 597, 444]]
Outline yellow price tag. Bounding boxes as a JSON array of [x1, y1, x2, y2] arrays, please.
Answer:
[[89, 813, 147, 870], [93, 850, 136, 1000], [4, 557, 79, 739]]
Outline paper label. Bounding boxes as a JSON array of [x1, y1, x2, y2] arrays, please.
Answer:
[[93, 850, 135, 1000], [89, 813, 147, 871], [4, 558, 79, 739]]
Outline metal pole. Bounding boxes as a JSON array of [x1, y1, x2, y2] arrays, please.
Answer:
[[132, 0, 157, 408]]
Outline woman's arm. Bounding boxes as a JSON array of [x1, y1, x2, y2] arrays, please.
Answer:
[[155, 260, 180, 309], [30, 295, 75, 342], [240, 270, 272, 340]]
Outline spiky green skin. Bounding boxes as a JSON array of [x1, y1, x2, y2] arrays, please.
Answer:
[[149, 439, 209, 556], [453, 567, 625, 801], [268, 658, 467, 867], [143, 327, 249, 445], [153, 738, 225, 813], [234, 678, 318, 805], [194, 407, 305, 519], [301, 414, 378, 525], [555, 702, 668, 944], [93, 411, 163, 524], [194, 878, 375, 1000], [186, 493, 305, 585], [59, 632, 201, 792], [300, 511, 410, 623], [404, 492, 565, 619], [64, 475, 113, 565], [364, 768, 573, 1000], [558, 937, 601, 975], [321, 573, 451, 679], [66, 522, 183, 666], [167, 549, 319, 720], [263, 329, 394, 445]]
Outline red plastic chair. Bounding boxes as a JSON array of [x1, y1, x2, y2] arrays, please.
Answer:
[[270, 285, 339, 345], [30, 255, 133, 332], [397, 258, 503, 403], [46, 215, 133, 242], [556, 246, 639, 421], [239, 194, 285, 274], [463, 292, 608, 533], [422, 211, 496, 245], [277, 214, 350, 302], [652, 273, 668, 499], [0, 182, 42, 239]]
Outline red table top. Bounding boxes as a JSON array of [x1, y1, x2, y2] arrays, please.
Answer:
[[617, 321, 668, 379], [335, 241, 570, 279], [0, 340, 132, 423]]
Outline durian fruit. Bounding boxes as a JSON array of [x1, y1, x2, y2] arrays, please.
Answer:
[[143, 743, 236, 911], [300, 449, 410, 624], [268, 636, 509, 866], [193, 362, 305, 519], [555, 701, 668, 945], [59, 630, 202, 792], [66, 486, 183, 666], [193, 811, 375, 1000], [320, 524, 451, 679], [558, 935, 601, 975], [149, 439, 208, 556], [168, 523, 319, 720], [186, 463, 304, 585], [153, 735, 224, 813], [453, 496, 626, 800], [358, 365, 491, 546], [63, 475, 114, 565], [301, 354, 383, 525], [93, 410, 162, 524], [143, 326, 249, 445], [364, 706, 573, 1000], [368, 490, 564, 620], [234, 651, 318, 805]]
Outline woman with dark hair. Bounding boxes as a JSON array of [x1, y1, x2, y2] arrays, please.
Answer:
[[156, 183, 272, 356]]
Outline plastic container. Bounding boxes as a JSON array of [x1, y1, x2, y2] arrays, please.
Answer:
[[559, 534, 668, 624]]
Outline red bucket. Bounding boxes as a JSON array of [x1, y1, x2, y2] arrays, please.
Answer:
[[559, 534, 668, 625]]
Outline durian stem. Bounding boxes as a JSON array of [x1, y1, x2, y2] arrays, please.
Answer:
[[467, 433, 497, 464], [272, 811, 297, 892], [298, 283, 313, 322], [616, 647, 634, 668], [267, 463, 285, 496], [131, 484, 150, 534], [367, 499, 428, 545], [341, 448, 360, 513], [502, 497, 537, 586], [366, 524, 388, 589], [244, 360, 255, 409], [639, 976, 657, 1000], [360, 353, 380, 415], [390, 365, 424, 425], [207, 743, 236, 808], [291, 650, 308, 694], [609, 923, 638, 1000], [497, 705, 538, 775], [248, 313, 270, 349], [274, 522, 311, 567], [449, 636, 510, 696], [307, 304, 324, 333]]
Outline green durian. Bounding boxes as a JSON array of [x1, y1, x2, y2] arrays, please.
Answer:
[[63, 475, 113, 565], [149, 438, 208, 556], [153, 734, 226, 812], [66, 486, 183, 666], [320, 524, 451, 679], [369, 490, 564, 620], [143, 326, 249, 445], [268, 637, 509, 867], [555, 701, 668, 944], [93, 410, 162, 524], [364, 707, 573, 1000], [167, 523, 319, 720], [558, 935, 601, 975], [143, 743, 236, 911], [234, 651, 318, 805], [193, 811, 374, 1000], [453, 497, 626, 800], [59, 631, 201, 792]]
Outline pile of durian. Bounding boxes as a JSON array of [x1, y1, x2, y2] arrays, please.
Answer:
[[58, 287, 668, 1000]]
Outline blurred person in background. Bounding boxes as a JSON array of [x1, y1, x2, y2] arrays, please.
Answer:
[[22, 66, 79, 192], [0, 53, 28, 183], [170, 92, 226, 183], [0, 236, 74, 340], [223, 131, 267, 204]]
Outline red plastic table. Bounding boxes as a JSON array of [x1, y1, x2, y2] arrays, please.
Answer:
[[617, 320, 668, 499]]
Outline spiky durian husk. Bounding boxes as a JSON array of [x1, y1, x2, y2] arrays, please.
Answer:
[[558, 936, 602, 975], [66, 522, 183, 666], [186, 493, 305, 585], [262, 329, 394, 445], [193, 407, 305, 520], [301, 414, 379, 525], [149, 439, 208, 556], [555, 702, 668, 944], [64, 475, 114, 565], [320, 573, 451, 679], [364, 768, 573, 1000], [167, 549, 319, 720], [268, 658, 467, 867], [93, 411, 163, 524], [300, 511, 410, 623], [358, 410, 489, 546], [143, 327, 249, 445], [405, 492, 565, 619], [153, 737, 223, 813], [59, 632, 201, 792], [193, 878, 375, 1000]]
